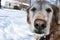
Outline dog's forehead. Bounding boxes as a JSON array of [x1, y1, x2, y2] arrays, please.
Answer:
[[31, 1, 52, 9]]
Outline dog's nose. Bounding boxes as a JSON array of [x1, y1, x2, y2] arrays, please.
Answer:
[[34, 19, 46, 30]]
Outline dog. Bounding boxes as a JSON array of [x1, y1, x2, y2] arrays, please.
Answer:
[[26, 1, 60, 40]]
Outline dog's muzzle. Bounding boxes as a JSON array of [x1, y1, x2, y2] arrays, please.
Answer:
[[34, 19, 47, 34]]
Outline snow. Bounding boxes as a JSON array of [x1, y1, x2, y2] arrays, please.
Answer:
[[1, 0, 30, 7], [0, 9, 33, 40], [20, 3, 30, 6], [1, 0, 14, 6]]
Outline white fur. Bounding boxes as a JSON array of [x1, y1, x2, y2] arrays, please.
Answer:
[[28, 1, 54, 40]]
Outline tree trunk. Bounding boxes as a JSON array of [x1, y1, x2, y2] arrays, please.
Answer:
[[0, 0, 1, 8]]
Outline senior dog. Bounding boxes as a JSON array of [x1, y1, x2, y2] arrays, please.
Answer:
[[26, 1, 60, 40]]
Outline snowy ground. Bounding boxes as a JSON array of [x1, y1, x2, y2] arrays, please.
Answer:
[[0, 9, 33, 40]]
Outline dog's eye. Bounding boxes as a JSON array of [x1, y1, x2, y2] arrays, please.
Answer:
[[46, 8, 51, 13], [31, 7, 36, 12]]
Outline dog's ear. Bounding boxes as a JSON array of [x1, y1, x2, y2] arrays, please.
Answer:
[[58, 9, 60, 24], [26, 7, 31, 24], [51, 5, 60, 24], [56, 6, 60, 24]]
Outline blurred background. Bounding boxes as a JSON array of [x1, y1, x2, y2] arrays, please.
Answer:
[[31, 0, 60, 5], [0, 0, 60, 10], [1, 0, 30, 10]]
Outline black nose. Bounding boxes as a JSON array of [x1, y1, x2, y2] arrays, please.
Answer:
[[34, 24, 46, 30], [34, 19, 46, 30]]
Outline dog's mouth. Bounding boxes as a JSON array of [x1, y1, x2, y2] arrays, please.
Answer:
[[34, 19, 47, 34], [34, 29, 44, 34]]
